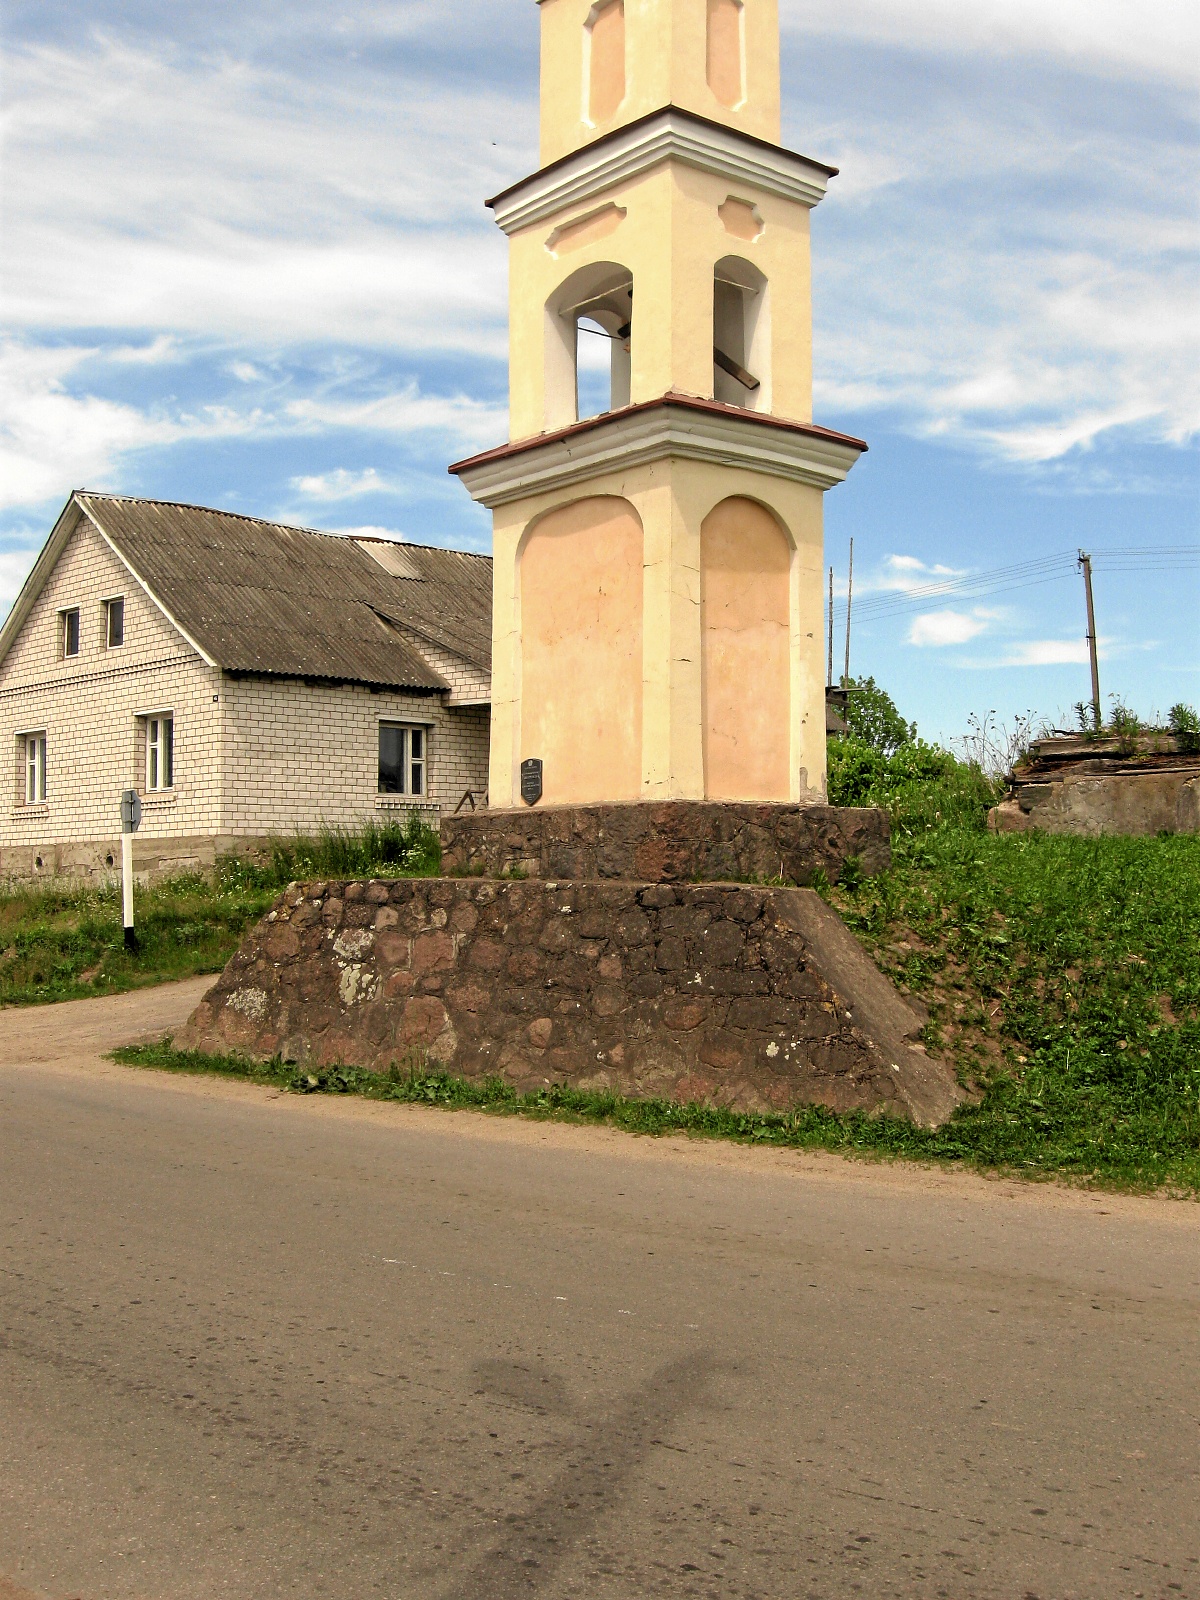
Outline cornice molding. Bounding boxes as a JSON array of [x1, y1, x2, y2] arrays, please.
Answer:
[[488, 107, 835, 235], [450, 397, 866, 508]]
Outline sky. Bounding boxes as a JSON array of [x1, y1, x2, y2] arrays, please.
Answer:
[[2, 0, 1197, 748]]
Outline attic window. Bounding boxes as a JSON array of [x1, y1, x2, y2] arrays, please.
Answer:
[[60, 608, 80, 658], [105, 596, 125, 648]]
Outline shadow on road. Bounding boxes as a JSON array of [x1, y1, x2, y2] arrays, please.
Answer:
[[442, 1351, 719, 1599]]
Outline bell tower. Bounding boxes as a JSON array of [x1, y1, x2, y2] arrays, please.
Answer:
[[451, 0, 866, 811]]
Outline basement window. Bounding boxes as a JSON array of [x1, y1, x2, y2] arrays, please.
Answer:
[[145, 714, 174, 791], [379, 723, 426, 798]]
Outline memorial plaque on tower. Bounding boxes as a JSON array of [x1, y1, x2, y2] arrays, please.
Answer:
[[520, 758, 543, 807]]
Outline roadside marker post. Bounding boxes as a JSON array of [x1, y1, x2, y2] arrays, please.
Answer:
[[120, 789, 142, 952]]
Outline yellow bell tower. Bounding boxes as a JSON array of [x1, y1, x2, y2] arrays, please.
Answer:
[[451, 0, 865, 811]]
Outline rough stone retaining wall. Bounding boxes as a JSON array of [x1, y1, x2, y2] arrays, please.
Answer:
[[440, 801, 890, 886], [991, 768, 1200, 837], [179, 876, 962, 1126]]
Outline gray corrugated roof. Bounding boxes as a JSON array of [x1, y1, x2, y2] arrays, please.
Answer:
[[77, 494, 492, 691]]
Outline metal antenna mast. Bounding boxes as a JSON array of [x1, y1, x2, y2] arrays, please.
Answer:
[[842, 538, 854, 686], [1077, 549, 1101, 729], [827, 566, 834, 687]]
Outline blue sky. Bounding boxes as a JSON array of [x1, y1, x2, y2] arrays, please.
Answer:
[[2, 0, 1197, 746]]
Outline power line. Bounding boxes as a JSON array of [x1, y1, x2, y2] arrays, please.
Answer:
[[834, 543, 1198, 622]]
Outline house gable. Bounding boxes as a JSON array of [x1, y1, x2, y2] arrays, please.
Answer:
[[0, 503, 204, 689]]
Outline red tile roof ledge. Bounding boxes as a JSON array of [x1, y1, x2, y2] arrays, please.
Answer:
[[450, 393, 867, 473], [449, 394, 868, 507]]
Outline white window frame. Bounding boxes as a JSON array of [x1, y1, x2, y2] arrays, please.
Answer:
[[23, 732, 46, 805], [145, 714, 174, 792], [105, 595, 125, 649], [378, 722, 428, 798], [60, 606, 81, 659]]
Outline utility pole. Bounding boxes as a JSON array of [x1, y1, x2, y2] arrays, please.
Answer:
[[1078, 550, 1101, 730], [827, 566, 834, 687], [842, 537, 854, 686]]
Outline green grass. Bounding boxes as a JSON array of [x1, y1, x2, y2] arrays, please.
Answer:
[[829, 827, 1200, 1194], [0, 816, 439, 1007]]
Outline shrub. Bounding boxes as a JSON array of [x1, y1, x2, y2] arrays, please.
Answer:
[[827, 736, 1000, 835], [842, 675, 917, 755], [278, 814, 441, 881], [1168, 703, 1200, 751]]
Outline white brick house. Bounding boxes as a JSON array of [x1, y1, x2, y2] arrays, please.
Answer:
[[0, 493, 492, 879]]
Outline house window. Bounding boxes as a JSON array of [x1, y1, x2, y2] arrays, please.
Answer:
[[24, 733, 47, 805], [61, 608, 80, 658], [379, 723, 426, 797], [146, 715, 173, 791], [105, 597, 125, 649]]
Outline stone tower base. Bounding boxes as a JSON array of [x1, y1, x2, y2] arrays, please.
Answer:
[[440, 801, 889, 887], [178, 876, 962, 1127]]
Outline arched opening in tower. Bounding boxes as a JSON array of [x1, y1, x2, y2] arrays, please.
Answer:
[[546, 262, 634, 428], [713, 255, 770, 411]]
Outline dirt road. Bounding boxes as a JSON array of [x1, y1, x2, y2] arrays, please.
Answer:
[[0, 983, 1196, 1598]]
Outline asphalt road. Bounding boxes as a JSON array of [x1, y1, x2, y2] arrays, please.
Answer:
[[0, 983, 1197, 1600]]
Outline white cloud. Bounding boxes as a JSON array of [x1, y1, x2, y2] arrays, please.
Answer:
[[3, 36, 516, 354], [106, 336, 181, 367], [864, 554, 968, 596], [284, 385, 507, 448], [0, 342, 240, 511], [0, 338, 503, 516], [907, 608, 996, 647], [0, 550, 42, 607], [998, 639, 1094, 667], [1, 1, 1196, 528], [782, 0, 1200, 89], [291, 468, 388, 501], [801, 21, 1200, 466]]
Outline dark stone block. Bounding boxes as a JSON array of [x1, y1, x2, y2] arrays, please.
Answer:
[[638, 885, 677, 909], [654, 937, 688, 972], [701, 921, 745, 968]]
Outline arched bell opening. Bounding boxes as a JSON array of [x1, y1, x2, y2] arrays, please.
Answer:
[[713, 255, 771, 413], [545, 261, 634, 430]]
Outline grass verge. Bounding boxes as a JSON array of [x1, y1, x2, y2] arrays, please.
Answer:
[[822, 737, 1200, 1195], [0, 816, 438, 1006], [113, 972, 1200, 1198]]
